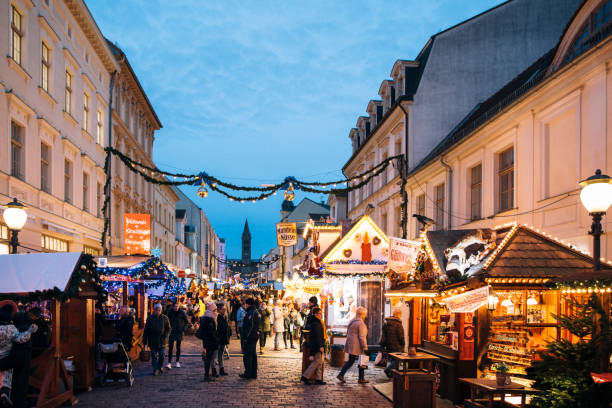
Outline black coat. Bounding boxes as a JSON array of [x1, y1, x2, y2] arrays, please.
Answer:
[[143, 313, 171, 349], [308, 317, 325, 353], [216, 314, 231, 346], [380, 316, 405, 352], [199, 316, 219, 351], [116, 315, 134, 351], [240, 306, 260, 342], [166, 309, 189, 340]]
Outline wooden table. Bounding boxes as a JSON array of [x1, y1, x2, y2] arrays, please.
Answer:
[[388, 352, 439, 374], [459, 378, 539, 408]]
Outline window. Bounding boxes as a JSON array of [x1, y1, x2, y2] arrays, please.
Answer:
[[470, 164, 482, 220], [0, 225, 8, 255], [41, 235, 68, 252], [84, 246, 99, 256], [97, 109, 103, 145], [434, 184, 445, 230], [415, 194, 425, 237], [498, 147, 514, 212], [82, 172, 89, 212], [41, 43, 50, 92], [10, 122, 24, 180], [83, 92, 90, 132], [41, 143, 50, 193], [381, 213, 388, 233], [65, 71, 73, 114], [11, 6, 23, 65], [97, 182, 102, 218], [64, 159, 73, 203], [395, 206, 402, 236]]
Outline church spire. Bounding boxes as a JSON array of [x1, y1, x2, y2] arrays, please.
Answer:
[[241, 219, 251, 263]]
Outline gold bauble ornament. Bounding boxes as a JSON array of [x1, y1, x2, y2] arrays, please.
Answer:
[[197, 183, 209, 198], [284, 183, 295, 201]]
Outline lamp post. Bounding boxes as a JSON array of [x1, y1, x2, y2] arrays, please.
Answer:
[[2, 198, 28, 254], [579, 169, 612, 270]]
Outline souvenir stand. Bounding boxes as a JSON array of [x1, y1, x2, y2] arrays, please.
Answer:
[[0, 252, 104, 405], [412, 224, 612, 404], [96, 255, 170, 360]]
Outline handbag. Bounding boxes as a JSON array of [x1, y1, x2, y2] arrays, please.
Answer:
[[139, 348, 151, 362], [358, 354, 369, 369]]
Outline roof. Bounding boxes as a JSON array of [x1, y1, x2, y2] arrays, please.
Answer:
[[425, 229, 486, 272], [318, 218, 358, 261]]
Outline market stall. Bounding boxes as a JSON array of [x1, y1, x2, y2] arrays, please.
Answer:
[[0, 252, 104, 404]]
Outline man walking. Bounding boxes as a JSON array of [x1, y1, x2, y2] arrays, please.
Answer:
[[143, 303, 171, 376], [239, 298, 260, 379], [301, 307, 326, 385], [166, 302, 188, 369]]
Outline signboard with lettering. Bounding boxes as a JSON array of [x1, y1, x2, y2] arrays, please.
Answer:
[[387, 237, 421, 274], [124, 213, 151, 255], [276, 222, 297, 247], [443, 286, 490, 313]]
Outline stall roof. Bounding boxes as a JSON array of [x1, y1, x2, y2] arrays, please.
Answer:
[[0, 252, 83, 294], [95, 255, 151, 269]]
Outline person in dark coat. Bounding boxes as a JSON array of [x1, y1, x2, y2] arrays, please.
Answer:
[[165, 303, 188, 369], [215, 303, 231, 376], [239, 298, 260, 379], [0, 311, 34, 408], [303, 296, 318, 331], [116, 306, 134, 352], [142, 304, 171, 376], [199, 302, 219, 381], [380, 309, 405, 377], [301, 307, 326, 385]]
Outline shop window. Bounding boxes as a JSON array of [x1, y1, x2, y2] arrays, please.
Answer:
[[326, 278, 359, 328], [41, 235, 68, 252], [84, 246, 100, 256], [11, 122, 24, 180], [498, 147, 514, 212], [470, 164, 482, 220]]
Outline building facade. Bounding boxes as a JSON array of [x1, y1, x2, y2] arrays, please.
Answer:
[[152, 183, 178, 265], [0, 0, 119, 255]]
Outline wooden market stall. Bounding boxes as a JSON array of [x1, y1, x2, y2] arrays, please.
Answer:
[[0, 252, 104, 405], [404, 224, 612, 404]]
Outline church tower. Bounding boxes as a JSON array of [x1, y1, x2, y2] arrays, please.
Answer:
[[241, 219, 251, 263]]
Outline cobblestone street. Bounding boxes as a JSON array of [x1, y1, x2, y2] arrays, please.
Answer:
[[77, 335, 392, 408]]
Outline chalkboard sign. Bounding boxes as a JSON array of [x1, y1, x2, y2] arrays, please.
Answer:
[[358, 280, 383, 347]]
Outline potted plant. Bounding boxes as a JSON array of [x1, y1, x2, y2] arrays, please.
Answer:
[[493, 362, 510, 386]]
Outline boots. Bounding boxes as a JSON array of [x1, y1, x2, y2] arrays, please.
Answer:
[[204, 373, 213, 382], [212, 368, 219, 378], [219, 367, 228, 376], [259, 347, 264, 355]]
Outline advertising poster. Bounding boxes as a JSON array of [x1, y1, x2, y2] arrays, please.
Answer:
[[124, 213, 151, 255], [387, 237, 421, 274], [276, 222, 297, 246]]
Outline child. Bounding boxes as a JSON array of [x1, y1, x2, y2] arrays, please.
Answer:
[[0, 303, 37, 406]]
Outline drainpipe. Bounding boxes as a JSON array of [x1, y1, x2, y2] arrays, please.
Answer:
[[104, 70, 117, 255], [398, 104, 409, 239], [439, 156, 452, 230]]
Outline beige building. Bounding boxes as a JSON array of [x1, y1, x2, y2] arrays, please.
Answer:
[[0, 0, 118, 255], [152, 184, 178, 266], [404, 0, 612, 259]]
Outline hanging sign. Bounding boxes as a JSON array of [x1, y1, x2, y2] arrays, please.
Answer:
[[387, 237, 421, 274], [124, 213, 151, 255], [443, 286, 490, 313], [276, 222, 298, 246]]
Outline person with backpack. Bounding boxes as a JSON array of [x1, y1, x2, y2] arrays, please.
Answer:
[[239, 298, 260, 379]]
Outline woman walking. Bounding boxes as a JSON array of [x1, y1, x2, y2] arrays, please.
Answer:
[[271, 300, 285, 351], [337, 306, 369, 384], [284, 304, 296, 349], [199, 302, 219, 381], [216, 302, 231, 376], [258, 302, 271, 354]]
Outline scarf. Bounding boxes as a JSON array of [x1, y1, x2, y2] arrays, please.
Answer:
[[204, 302, 217, 326]]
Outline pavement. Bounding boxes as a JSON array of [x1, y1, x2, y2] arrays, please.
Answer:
[[77, 334, 394, 408]]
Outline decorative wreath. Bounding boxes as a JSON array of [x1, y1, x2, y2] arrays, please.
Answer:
[[354, 233, 362, 242], [372, 236, 381, 246], [343, 249, 352, 258]]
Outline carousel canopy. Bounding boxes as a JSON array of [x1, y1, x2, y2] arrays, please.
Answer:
[[0, 252, 83, 294]]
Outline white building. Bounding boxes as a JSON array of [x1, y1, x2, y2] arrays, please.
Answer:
[[152, 184, 178, 265]]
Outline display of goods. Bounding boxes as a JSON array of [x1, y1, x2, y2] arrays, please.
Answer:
[[492, 315, 524, 323]]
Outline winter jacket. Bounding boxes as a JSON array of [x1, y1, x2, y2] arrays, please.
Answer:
[[199, 316, 219, 351], [116, 315, 134, 351], [216, 314, 231, 346], [272, 306, 285, 333], [259, 308, 271, 333], [345, 317, 368, 356], [380, 316, 405, 353], [143, 313, 171, 349], [236, 307, 246, 328], [308, 317, 325, 354], [166, 309, 189, 340], [241, 306, 260, 342]]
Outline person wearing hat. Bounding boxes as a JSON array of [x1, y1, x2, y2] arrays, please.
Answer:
[[143, 303, 171, 376]]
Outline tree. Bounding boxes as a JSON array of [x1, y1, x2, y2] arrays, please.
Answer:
[[527, 294, 611, 408]]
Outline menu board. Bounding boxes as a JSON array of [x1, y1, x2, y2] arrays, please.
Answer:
[[486, 328, 534, 375]]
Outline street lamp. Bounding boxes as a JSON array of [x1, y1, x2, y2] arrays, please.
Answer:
[[579, 169, 612, 270], [2, 198, 28, 254]]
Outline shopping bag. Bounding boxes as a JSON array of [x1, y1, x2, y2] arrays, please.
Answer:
[[374, 351, 383, 366], [358, 354, 369, 369]]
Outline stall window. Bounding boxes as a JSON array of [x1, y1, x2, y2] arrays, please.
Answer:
[[41, 235, 68, 252]]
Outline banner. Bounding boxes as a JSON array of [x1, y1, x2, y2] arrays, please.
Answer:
[[124, 213, 151, 255], [276, 222, 297, 246], [387, 237, 421, 274], [443, 286, 490, 313]]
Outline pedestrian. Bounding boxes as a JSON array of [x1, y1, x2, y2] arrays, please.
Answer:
[[215, 302, 230, 376], [166, 302, 188, 369], [239, 298, 260, 379], [272, 299, 285, 351], [116, 306, 134, 353], [301, 307, 326, 385], [283, 304, 295, 349], [380, 309, 405, 378], [236, 300, 246, 340], [230, 296, 241, 339], [303, 296, 318, 331], [258, 302, 271, 354], [337, 306, 369, 384], [142, 303, 171, 376], [199, 302, 219, 381]]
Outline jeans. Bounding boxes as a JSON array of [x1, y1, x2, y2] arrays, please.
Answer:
[[216, 345, 226, 369], [283, 331, 294, 348], [204, 347, 217, 376], [339, 354, 364, 380], [384, 358, 395, 376], [243, 340, 258, 378], [235, 322, 241, 338], [151, 347, 165, 372], [303, 351, 323, 380], [274, 332, 284, 349], [168, 338, 182, 363]]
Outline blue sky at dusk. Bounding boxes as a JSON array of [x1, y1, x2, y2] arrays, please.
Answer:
[[85, 0, 502, 259]]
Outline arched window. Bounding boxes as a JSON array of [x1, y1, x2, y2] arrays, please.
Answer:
[[564, 0, 611, 64]]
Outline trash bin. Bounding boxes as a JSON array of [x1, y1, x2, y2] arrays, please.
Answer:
[[330, 344, 345, 367], [392, 369, 436, 408]]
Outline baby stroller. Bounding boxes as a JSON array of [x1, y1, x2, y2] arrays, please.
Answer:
[[97, 338, 134, 387]]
